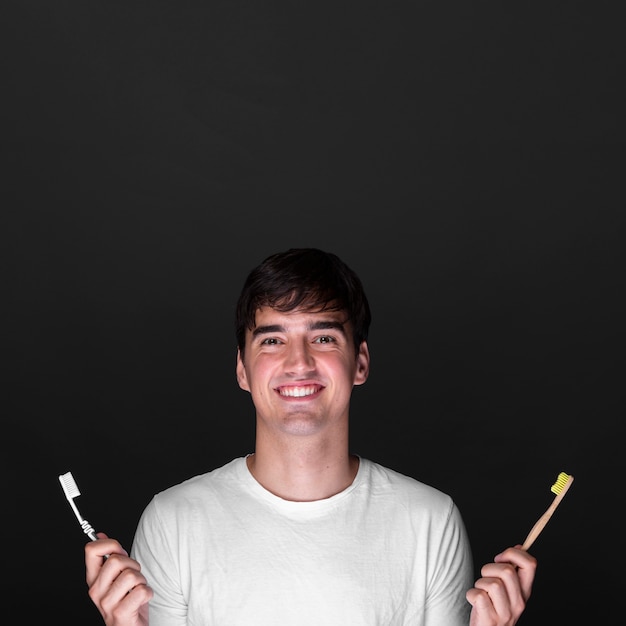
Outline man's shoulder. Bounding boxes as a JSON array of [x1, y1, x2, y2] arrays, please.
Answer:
[[152, 456, 247, 502], [359, 457, 455, 509]]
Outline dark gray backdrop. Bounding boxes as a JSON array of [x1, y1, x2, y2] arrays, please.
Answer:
[[4, 2, 624, 623]]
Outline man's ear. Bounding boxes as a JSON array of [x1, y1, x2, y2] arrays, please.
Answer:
[[354, 341, 370, 386], [236, 348, 250, 392]]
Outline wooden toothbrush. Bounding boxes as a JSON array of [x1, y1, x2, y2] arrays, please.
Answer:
[[521, 471, 574, 551]]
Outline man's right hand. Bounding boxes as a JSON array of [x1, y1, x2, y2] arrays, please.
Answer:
[[85, 532, 153, 626]]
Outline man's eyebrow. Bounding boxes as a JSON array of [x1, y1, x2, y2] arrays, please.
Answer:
[[251, 320, 347, 337], [308, 320, 347, 335], [252, 324, 284, 337]]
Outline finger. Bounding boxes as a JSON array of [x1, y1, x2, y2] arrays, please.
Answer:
[[109, 587, 152, 625], [476, 558, 531, 623], [465, 587, 497, 626], [473, 573, 516, 623], [114, 584, 153, 621], [98, 567, 150, 612], [494, 545, 538, 601], [87, 554, 147, 620], [85, 535, 128, 588], [96, 571, 153, 624], [87, 553, 141, 608]]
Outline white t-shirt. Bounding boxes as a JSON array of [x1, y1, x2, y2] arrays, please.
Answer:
[[131, 456, 474, 625]]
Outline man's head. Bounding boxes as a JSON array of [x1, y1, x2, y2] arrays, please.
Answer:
[[235, 248, 371, 360]]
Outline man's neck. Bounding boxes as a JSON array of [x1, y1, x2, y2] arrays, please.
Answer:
[[246, 448, 360, 502]]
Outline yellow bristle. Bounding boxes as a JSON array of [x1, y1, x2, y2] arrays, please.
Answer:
[[550, 472, 571, 495]]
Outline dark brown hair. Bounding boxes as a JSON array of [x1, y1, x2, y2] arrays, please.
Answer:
[[235, 248, 371, 358]]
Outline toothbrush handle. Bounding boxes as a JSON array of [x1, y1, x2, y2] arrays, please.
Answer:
[[521, 501, 559, 550], [68, 497, 98, 541]]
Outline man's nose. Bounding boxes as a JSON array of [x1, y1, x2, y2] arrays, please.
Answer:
[[284, 339, 315, 372]]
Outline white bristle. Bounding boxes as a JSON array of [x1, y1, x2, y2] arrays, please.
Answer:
[[59, 472, 81, 499]]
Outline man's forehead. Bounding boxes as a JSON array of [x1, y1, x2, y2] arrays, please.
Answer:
[[251, 306, 349, 329]]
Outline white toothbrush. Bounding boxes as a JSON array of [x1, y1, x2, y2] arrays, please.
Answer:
[[58, 471, 98, 541]]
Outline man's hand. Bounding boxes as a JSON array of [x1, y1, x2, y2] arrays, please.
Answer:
[[466, 545, 537, 626], [85, 532, 153, 626]]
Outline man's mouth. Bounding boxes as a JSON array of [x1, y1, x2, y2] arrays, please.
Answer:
[[276, 385, 322, 398]]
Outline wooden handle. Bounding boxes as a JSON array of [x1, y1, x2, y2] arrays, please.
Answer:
[[521, 474, 574, 551]]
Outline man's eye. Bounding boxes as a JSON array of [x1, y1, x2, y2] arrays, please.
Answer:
[[315, 336, 335, 344], [261, 337, 280, 345]]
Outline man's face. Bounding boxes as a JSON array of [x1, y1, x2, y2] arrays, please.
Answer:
[[236, 306, 370, 438]]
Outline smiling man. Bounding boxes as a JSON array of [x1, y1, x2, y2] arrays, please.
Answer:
[[85, 247, 536, 626], [237, 305, 369, 502]]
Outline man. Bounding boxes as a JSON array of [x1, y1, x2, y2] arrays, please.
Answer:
[[85, 247, 536, 625]]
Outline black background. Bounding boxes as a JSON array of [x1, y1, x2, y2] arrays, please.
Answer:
[[4, 2, 624, 623]]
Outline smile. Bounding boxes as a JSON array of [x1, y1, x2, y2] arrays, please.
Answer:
[[276, 385, 322, 398]]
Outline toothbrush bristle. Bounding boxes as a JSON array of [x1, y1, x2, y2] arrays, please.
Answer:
[[550, 471, 571, 495], [59, 472, 81, 499]]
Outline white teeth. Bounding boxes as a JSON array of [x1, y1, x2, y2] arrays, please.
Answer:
[[279, 386, 317, 397]]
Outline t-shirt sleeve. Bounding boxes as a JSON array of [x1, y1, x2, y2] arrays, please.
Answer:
[[423, 500, 473, 626], [131, 496, 188, 626]]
